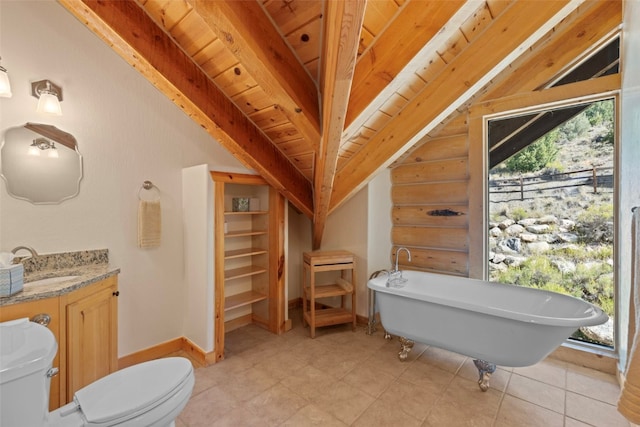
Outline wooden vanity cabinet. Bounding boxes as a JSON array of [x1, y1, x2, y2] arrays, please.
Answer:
[[0, 296, 62, 410], [60, 275, 118, 402], [0, 275, 118, 408]]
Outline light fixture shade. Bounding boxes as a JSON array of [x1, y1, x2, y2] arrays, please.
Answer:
[[48, 146, 59, 158], [0, 67, 11, 98], [28, 144, 41, 156], [37, 92, 62, 116], [31, 79, 63, 116]]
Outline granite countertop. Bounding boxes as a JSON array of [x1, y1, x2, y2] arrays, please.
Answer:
[[0, 249, 120, 306]]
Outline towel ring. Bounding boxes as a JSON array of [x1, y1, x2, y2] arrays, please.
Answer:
[[138, 180, 160, 201]]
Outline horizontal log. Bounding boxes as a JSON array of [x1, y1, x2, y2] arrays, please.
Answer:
[[401, 265, 468, 278], [391, 247, 468, 276], [392, 158, 469, 184], [392, 181, 468, 205], [392, 205, 468, 228], [392, 226, 468, 251], [401, 134, 469, 164]]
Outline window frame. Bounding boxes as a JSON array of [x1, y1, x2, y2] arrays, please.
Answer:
[[468, 74, 620, 356]]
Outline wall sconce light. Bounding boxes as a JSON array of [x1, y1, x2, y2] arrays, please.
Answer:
[[28, 138, 59, 158], [0, 57, 11, 98], [31, 79, 63, 116]]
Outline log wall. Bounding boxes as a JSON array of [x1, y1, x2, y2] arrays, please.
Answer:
[[390, 133, 469, 276]]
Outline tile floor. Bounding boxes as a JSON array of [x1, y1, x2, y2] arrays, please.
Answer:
[[176, 310, 634, 427]]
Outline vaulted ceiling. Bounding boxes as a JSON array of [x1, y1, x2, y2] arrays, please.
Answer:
[[58, 0, 622, 248]]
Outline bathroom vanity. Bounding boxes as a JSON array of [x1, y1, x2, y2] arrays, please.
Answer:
[[0, 250, 119, 410]]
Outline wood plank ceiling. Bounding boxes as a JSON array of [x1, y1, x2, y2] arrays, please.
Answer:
[[58, 0, 615, 248]]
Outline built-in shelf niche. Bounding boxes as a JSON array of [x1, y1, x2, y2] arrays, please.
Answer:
[[211, 172, 285, 362]]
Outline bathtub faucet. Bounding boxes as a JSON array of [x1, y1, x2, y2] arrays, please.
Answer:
[[393, 247, 411, 273], [387, 247, 411, 288]]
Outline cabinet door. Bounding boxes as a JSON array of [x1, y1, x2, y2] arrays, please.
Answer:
[[66, 285, 117, 400], [0, 297, 61, 410]]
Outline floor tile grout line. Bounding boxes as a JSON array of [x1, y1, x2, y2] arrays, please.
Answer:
[[350, 341, 424, 425], [492, 371, 513, 426], [564, 387, 623, 406], [420, 356, 463, 424], [509, 370, 567, 389], [179, 314, 624, 427]]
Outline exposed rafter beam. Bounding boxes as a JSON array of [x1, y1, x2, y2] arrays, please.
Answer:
[[330, 0, 582, 213], [190, 0, 321, 148], [59, 0, 313, 217], [343, 0, 480, 141], [312, 0, 366, 249], [479, 0, 621, 102], [345, 0, 467, 128]]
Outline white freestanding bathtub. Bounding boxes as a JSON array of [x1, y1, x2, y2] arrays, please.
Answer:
[[368, 270, 608, 390]]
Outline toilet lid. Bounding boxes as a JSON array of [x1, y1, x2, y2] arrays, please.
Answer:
[[74, 357, 193, 424], [0, 318, 57, 384]]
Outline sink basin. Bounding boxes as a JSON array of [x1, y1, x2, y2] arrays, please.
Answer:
[[25, 275, 80, 287]]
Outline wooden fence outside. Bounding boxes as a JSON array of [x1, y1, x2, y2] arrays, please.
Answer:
[[489, 166, 613, 202]]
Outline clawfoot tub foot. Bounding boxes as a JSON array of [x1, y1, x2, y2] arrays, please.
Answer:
[[384, 331, 392, 340], [398, 337, 415, 361], [473, 359, 496, 392]]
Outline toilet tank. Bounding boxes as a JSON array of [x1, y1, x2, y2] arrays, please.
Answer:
[[0, 318, 58, 427]]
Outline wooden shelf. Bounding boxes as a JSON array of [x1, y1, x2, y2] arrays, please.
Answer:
[[302, 250, 356, 338], [225, 230, 268, 238], [304, 283, 352, 298], [224, 265, 267, 281], [303, 308, 354, 328], [211, 172, 285, 361], [225, 290, 267, 311], [224, 247, 267, 259]]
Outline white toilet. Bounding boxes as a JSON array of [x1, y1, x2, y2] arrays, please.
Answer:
[[0, 318, 195, 427]]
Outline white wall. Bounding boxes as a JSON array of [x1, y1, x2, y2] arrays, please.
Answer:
[[618, 0, 640, 370], [182, 165, 215, 352], [0, 1, 249, 356], [321, 186, 369, 316], [367, 169, 393, 274], [286, 203, 312, 301], [319, 171, 393, 317], [286, 169, 392, 317]]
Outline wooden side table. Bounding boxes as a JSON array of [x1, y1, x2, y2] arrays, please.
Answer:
[[302, 250, 356, 338]]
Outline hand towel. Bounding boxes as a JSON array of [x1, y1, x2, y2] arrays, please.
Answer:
[[138, 200, 161, 248], [618, 207, 640, 423]]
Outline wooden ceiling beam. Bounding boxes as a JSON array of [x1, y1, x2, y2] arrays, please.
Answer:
[[59, 0, 313, 217], [312, 0, 366, 249], [341, 0, 482, 149], [329, 0, 581, 213], [345, 0, 467, 128], [480, 0, 621, 101], [190, 0, 321, 147], [395, 0, 618, 163]]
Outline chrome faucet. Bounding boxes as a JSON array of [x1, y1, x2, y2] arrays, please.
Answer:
[[387, 247, 411, 288], [393, 247, 411, 273], [11, 246, 38, 261]]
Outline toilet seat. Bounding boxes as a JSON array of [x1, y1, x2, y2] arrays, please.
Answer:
[[53, 357, 194, 426], [1, 318, 194, 427]]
